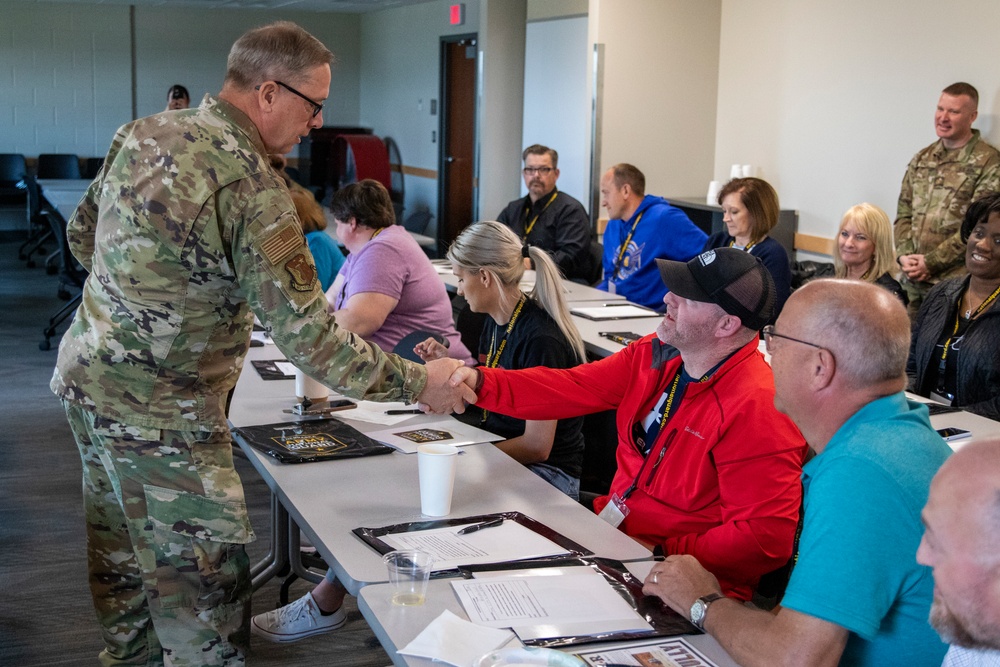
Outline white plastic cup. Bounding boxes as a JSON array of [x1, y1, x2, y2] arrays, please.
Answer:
[[729, 164, 742, 179], [741, 164, 753, 178], [383, 550, 434, 606], [417, 443, 458, 517], [706, 180, 722, 205], [294, 368, 329, 403]]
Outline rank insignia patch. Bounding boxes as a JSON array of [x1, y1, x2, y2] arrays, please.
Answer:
[[284, 253, 316, 292]]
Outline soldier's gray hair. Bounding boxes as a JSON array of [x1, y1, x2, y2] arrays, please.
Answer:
[[225, 21, 334, 90], [447, 221, 585, 362], [833, 203, 897, 282]]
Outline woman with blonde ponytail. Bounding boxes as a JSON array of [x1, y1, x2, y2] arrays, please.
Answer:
[[415, 221, 586, 498]]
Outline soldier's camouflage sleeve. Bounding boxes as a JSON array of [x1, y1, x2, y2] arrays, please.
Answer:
[[66, 132, 126, 271], [924, 154, 1000, 274], [893, 155, 918, 257], [229, 189, 428, 403]]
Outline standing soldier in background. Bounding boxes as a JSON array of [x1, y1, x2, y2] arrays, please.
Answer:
[[50, 22, 473, 666], [895, 82, 1000, 315]]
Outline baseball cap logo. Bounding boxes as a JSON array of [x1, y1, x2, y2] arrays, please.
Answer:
[[698, 250, 717, 266]]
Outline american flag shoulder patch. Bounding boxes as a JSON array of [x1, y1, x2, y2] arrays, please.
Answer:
[[260, 224, 301, 265]]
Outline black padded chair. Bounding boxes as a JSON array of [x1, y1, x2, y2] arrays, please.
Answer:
[[39, 209, 88, 350], [0, 153, 29, 225], [36, 153, 81, 180]]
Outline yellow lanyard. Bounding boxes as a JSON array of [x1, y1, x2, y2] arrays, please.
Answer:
[[482, 294, 527, 423], [941, 283, 1000, 364], [728, 238, 758, 253], [523, 191, 559, 239], [612, 212, 645, 280]]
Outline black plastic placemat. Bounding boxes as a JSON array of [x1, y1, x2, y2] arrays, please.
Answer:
[[232, 417, 393, 463]]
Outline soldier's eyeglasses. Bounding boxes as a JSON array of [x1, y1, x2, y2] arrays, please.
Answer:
[[262, 81, 324, 118], [523, 167, 554, 176]]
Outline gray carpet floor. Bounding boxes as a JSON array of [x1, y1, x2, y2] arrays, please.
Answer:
[[0, 240, 391, 665]]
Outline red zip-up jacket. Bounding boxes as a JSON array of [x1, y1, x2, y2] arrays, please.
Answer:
[[477, 335, 806, 600]]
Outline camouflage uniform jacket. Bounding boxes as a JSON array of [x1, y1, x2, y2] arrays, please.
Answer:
[[894, 129, 1000, 282], [51, 95, 426, 432]]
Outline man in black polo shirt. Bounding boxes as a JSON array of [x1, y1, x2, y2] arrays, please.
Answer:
[[497, 144, 594, 281]]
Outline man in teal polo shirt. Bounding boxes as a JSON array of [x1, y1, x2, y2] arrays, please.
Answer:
[[644, 279, 950, 666]]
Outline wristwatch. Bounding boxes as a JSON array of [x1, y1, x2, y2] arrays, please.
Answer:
[[689, 593, 725, 630]]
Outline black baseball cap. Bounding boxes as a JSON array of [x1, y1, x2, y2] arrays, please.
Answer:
[[656, 248, 775, 331]]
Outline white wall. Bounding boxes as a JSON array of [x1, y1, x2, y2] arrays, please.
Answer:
[[590, 0, 721, 208], [0, 1, 363, 158], [0, 2, 131, 157], [714, 0, 1000, 248], [521, 16, 590, 207]]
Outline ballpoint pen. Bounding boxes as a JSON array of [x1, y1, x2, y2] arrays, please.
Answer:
[[456, 518, 504, 535], [385, 408, 424, 415]]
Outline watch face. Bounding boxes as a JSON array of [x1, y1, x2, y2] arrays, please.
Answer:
[[690, 600, 706, 626]]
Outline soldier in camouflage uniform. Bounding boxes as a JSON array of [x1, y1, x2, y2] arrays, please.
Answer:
[[50, 22, 474, 667], [894, 82, 1000, 316]]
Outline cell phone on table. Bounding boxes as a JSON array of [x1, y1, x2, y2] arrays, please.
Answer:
[[936, 427, 971, 442], [599, 331, 641, 346]]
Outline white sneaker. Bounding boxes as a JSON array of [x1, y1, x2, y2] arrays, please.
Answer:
[[250, 592, 347, 643]]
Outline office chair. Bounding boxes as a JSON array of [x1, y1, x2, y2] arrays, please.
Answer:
[[0, 153, 29, 227], [39, 209, 88, 350], [36, 153, 81, 180]]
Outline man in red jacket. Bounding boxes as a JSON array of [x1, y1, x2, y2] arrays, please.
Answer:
[[451, 248, 806, 601]]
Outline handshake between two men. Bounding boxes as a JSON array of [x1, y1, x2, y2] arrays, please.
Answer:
[[414, 359, 481, 414]]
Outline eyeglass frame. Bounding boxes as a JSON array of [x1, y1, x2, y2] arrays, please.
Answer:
[[522, 166, 555, 176], [761, 325, 829, 356], [255, 80, 324, 118]]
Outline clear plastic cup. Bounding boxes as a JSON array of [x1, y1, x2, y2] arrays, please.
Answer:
[[383, 550, 434, 606]]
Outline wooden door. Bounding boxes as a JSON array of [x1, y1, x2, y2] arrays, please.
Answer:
[[439, 36, 477, 250]]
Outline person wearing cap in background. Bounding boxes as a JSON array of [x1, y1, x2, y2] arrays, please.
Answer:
[[448, 248, 807, 602], [645, 279, 950, 667], [165, 84, 190, 111]]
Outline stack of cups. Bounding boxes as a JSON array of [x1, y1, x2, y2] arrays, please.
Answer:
[[706, 180, 722, 205], [417, 443, 458, 516]]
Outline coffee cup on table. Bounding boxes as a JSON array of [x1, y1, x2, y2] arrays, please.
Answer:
[[417, 444, 458, 517], [294, 368, 329, 405]]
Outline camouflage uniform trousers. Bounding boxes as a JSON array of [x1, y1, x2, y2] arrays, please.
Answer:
[[63, 401, 254, 666]]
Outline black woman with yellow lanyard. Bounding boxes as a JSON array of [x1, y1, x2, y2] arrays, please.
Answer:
[[496, 144, 594, 282], [703, 177, 792, 320], [908, 192, 1000, 421], [415, 220, 587, 498]]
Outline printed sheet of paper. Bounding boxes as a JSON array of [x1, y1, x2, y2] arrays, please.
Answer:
[[367, 419, 502, 453], [251, 330, 274, 345], [381, 520, 570, 571], [451, 570, 652, 640], [273, 361, 297, 376], [340, 401, 422, 426], [570, 304, 660, 320], [575, 637, 719, 667]]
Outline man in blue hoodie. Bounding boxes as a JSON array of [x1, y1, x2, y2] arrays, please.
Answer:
[[597, 164, 707, 309]]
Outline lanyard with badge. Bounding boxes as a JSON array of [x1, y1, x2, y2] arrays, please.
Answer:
[[728, 238, 758, 253], [608, 212, 645, 294], [480, 294, 527, 422], [931, 283, 1000, 402], [522, 190, 559, 239], [597, 364, 710, 528]]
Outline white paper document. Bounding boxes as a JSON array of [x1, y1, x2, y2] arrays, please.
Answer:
[[381, 520, 571, 570], [273, 361, 297, 377], [251, 330, 274, 345], [451, 570, 652, 640], [367, 418, 502, 453], [570, 304, 660, 320], [339, 401, 422, 426]]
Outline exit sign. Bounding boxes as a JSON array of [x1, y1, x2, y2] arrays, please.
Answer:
[[449, 3, 465, 25]]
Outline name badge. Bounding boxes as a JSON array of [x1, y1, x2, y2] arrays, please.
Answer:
[[597, 492, 630, 528]]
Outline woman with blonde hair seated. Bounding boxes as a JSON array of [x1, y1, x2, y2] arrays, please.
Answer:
[[834, 203, 907, 304], [416, 220, 586, 499]]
